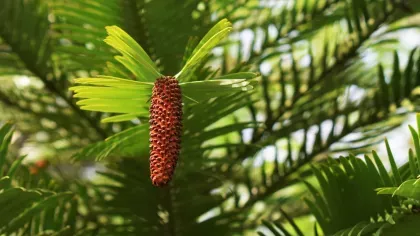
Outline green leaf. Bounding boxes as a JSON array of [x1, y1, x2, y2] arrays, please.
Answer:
[[391, 51, 402, 105], [306, 154, 394, 235], [372, 151, 393, 187], [176, 19, 232, 82], [73, 76, 154, 88], [385, 139, 401, 186], [72, 86, 150, 99], [0, 123, 13, 175], [376, 187, 398, 195], [71, 76, 152, 119], [377, 65, 390, 111], [404, 48, 417, 97], [78, 103, 148, 114], [104, 26, 161, 82], [211, 72, 258, 80], [6, 155, 26, 179], [101, 113, 148, 123], [416, 113, 420, 134], [377, 179, 420, 200], [409, 125, 420, 170], [0, 188, 42, 227], [409, 149, 418, 178], [3, 192, 73, 234], [73, 124, 149, 161], [180, 76, 257, 102], [357, 222, 386, 235], [302, 180, 328, 219]]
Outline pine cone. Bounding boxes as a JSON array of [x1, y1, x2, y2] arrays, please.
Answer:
[[149, 76, 183, 187]]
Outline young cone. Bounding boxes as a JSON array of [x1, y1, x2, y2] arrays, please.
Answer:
[[149, 76, 183, 186]]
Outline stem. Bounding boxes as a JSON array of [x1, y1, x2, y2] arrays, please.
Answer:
[[163, 187, 177, 236]]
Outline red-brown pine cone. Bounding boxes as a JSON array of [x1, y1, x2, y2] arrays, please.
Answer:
[[149, 76, 183, 187]]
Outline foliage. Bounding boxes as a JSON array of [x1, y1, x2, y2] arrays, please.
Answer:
[[262, 114, 420, 236], [0, 0, 419, 235], [0, 123, 74, 235]]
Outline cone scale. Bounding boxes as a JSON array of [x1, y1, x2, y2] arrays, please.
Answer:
[[149, 76, 183, 187]]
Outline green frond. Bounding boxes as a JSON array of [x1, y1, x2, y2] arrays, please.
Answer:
[[0, 83, 102, 147], [73, 76, 154, 87], [143, 0, 209, 74], [71, 78, 151, 115], [264, 113, 420, 235], [0, 46, 29, 77], [377, 179, 420, 200], [180, 73, 258, 102], [74, 124, 149, 161], [0, 0, 52, 76], [2, 192, 74, 235], [104, 25, 161, 81], [70, 76, 152, 120], [51, 0, 123, 73], [0, 123, 79, 235], [376, 114, 420, 201], [176, 19, 232, 82], [0, 122, 13, 175]]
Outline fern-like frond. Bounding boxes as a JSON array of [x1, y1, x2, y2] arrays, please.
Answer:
[[263, 113, 420, 235], [51, 0, 123, 73], [0, 0, 109, 139], [0, 123, 79, 235]]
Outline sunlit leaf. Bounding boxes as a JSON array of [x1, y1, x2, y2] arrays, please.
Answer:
[[377, 179, 420, 200], [101, 113, 148, 123], [176, 19, 232, 82], [104, 26, 161, 81], [180, 76, 257, 102]]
